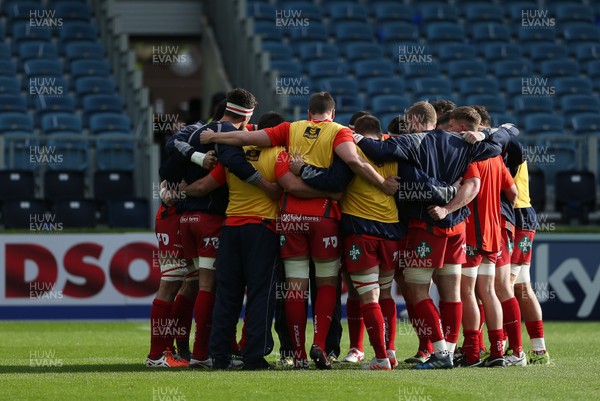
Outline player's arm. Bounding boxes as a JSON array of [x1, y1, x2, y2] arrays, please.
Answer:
[[354, 134, 414, 163], [275, 150, 342, 199], [166, 124, 217, 169], [159, 180, 178, 206], [178, 163, 226, 197], [427, 177, 480, 221], [289, 154, 354, 193], [200, 129, 272, 147], [397, 163, 458, 205]]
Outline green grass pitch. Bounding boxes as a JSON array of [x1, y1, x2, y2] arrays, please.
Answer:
[[1, 321, 599, 401]]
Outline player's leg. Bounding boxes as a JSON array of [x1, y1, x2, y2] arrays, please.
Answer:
[[341, 271, 365, 364], [476, 256, 505, 367], [240, 224, 279, 370], [378, 239, 398, 368], [436, 232, 466, 361], [457, 247, 481, 367], [208, 226, 246, 369], [496, 229, 525, 366], [512, 228, 549, 364], [169, 271, 198, 361], [403, 229, 452, 370], [309, 217, 341, 370], [274, 259, 295, 369]]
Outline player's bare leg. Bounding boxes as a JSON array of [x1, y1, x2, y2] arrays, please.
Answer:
[[476, 262, 505, 367]]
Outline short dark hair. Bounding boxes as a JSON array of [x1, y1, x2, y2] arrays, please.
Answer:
[[354, 115, 381, 135], [212, 98, 227, 121], [308, 92, 335, 115], [436, 111, 451, 129], [471, 105, 491, 128], [387, 115, 408, 136], [450, 106, 481, 131], [349, 110, 369, 127], [224, 88, 258, 121], [257, 111, 285, 129], [431, 99, 456, 115]]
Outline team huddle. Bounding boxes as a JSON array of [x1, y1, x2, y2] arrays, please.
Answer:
[[145, 88, 550, 370]]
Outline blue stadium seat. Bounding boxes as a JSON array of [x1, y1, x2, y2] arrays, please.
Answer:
[[482, 43, 521, 62], [563, 23, 600, 49], [254, 20, 283, 42], [0, 43, 9, 59], [507, 2, 541, 21], [555, 77, 593, 96], [281, 2, 322, 22], [530, 44, 568, 64], [93, 170, 135, 202], [572, 113, 600, 135], [0, 113, 34, 135], [505, 77, 525, 97], [3, 134, 38, 170], [298, 43, 339, 62], [540, 59, 580, 78], [59, 21, 98, 47], [490, 113, 517, 127], [561, 95, 600, 120], [373, 3, 413, 23], [576, 43, 600, 65], [334, 113, 353, 127], [437, 44, 476, 65], [83, 94, 124, 122], [336, 22, 374, 43], [44, 170, 85, 201], [5, 1, 45, 28], [18, 42, 58, 68], [371, 95, 412, 114], [329, 3, 369, 23], [307, 60, 348, 80], [332, 95, 364, 114], [2, 200, 47, 229], [387, 41, 427, 61], [354, 59, 394, 81], [518, 27, 556, 45], [523, 114, 565, 135], [447, 60, 486, 87], [95, 135, 135, 170], [494, 59, 533, 81], [0, 77, 20, 95], [23, 59, 63, 78], [0, 94, 27, 113], [89, 113, 131, 135], [0, 170, 35, 201], [365, 77, 404, 97], [472, 23, 510, 44], [107, 199, 149, 228], [345, 43, 384, 61], [421, 4, 458, 23], [466, 95, 506, 113], [465, 4, 503, 23], [247, 2, 275, 21], [411, 78, 452, 98], [46, 135, 88, 171], [377, 22, 419, 43], [41, 113, 83, 135], [65, 42, 104, 63], [11, 22, 51, 54], [270, 60, 302, 77], [55, 2, 92, 22], [400, 62, 440, 79], [459, 77, 499, 96], [53, 200, 97, 228], [318, 78, 358, 96], [262, 43, 292, 61], [588, 60, 600, 79], [70, 59, 111, 80], [514, 97, 554, 118], [289, 23, 328, 43], [426, 22, 465, 43], [75, 77, 116, 98], [553, 4, 594, 24], [35, 96, 77, 123], [0, 60, 16, 77]]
